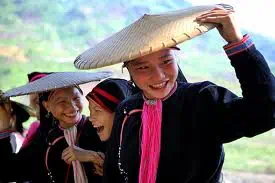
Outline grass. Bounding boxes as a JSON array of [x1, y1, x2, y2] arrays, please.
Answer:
[[223, 130, 275, 174]]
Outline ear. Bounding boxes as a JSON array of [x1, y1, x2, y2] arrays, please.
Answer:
[[42, 101, 50, 112], [9, 115, 16, 131]]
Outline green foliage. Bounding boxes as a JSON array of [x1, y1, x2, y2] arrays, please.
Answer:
[[224, 131, 275, 173]]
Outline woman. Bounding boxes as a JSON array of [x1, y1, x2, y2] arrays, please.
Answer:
[[0, 90, 33, 153], [21, 71, 50, 148], [86, 78, 135, 142], [64, 78, 135, 177], [75, 6, 275, 183], [0, 72, 109, 183]]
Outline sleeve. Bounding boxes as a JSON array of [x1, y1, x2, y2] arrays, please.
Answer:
[[103, 105, 124, 183], [198, 35, 275, 144]]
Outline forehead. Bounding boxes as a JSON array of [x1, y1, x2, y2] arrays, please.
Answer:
[[88, 99, 102, 108], [129, 49, 174, 65], [50, 87, 81, 99]]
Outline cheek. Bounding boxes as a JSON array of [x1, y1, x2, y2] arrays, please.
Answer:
[[167, 62, 178, 80], [102, 113, 114, 126], [77, 102, 84, 112], [131, 72, 148, 89], [50, 107, 62, 119]]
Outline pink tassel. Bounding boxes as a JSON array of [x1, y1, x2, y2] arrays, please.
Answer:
[[139, 99, 162, 183]]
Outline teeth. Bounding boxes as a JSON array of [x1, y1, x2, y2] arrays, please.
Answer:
[[66, 112, 77, 117], [151, 82, 166, 89], [96, 126, 104, 133], [93, 124, 101, 128]]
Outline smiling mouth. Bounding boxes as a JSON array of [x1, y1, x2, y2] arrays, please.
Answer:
[[93, 124, 104, 134], [64, 112, 78, 118], [150, 81, 168, 89]]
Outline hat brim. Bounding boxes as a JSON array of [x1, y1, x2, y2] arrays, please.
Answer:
[[4, 71, 112, 97], [74, 4, 228, 69], [11, 101, 36, 118]]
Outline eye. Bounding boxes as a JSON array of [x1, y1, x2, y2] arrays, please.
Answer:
[[95, 108, 102, 112], [136, 66, 149, 70], [57, 100, 66, 104], [162, 59, 173, 64], [74, 97, 81, 101]]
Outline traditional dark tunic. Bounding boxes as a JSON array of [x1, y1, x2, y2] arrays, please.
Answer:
[[0, 115, 105, 183], [103, 36, 275, 183]]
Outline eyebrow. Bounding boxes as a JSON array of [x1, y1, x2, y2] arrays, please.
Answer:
[[52, 96, 67, 102], [129, 60, 148, 66], [159, 54, 174, 59]]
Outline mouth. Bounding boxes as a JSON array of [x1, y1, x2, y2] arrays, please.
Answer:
[[64, 111, 78, 118], [150, 81, 168, 89], [93, 124, 104, 134]]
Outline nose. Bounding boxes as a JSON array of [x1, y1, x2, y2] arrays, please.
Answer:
[[67, 101, 79, 111], [151, 66, 165, 80], [89, 109, 96, 123]]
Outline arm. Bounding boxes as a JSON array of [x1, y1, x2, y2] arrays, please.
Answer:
[[195, 7, 275, 143], [61, 146, 105, 176], [196, 36, 275, 143]]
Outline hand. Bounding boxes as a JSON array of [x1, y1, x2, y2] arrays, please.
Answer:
[[93, 162, 104, 176], [62, 146, 91, 164], [196, 7, 243, 43], [93, 152, 105, 176], [61, 146, 105, 166], [0, 101, 13, 131]]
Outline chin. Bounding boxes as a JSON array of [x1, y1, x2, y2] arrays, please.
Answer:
[[100, 137, 107, 142]]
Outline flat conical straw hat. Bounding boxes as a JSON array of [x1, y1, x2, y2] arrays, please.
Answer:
[[74, 4, 232, 69], [4, 71, 112, 97]]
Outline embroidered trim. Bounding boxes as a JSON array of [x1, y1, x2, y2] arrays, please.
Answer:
[[224, 35, 254, 56]]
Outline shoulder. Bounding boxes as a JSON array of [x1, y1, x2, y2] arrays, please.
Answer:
[[177, 81, 217, 96], [177, 81, 237, 102], [116, 92, 143, 113]]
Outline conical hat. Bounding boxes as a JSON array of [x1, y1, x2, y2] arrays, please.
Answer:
[[4, 71, 112, 97], [74, 4, 231, 69]]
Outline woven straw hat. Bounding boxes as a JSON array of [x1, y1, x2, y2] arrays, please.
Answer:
[[74, 4, 231, 69], [4, 71, 112, 97]]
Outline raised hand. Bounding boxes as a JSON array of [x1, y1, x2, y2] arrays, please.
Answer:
[[196, 6, 243, 43]]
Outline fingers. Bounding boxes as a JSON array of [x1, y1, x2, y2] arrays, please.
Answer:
[[93, 152, 104, 166], [196, 9, 234, 24], [93, 163, 103, 176], [197, 11, 234, 19], [61, 147, 76, 164], [97, 151, 105, 159], [64, 156, 75, 165], [61, 147, 71, 159]]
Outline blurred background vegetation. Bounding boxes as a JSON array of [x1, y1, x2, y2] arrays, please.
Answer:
[[0, 0, 275, 176]]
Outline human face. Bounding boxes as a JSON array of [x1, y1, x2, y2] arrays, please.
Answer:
[[0, 103, 14, 131], [88, 99, 114, 142], [43, 87, 83, 129], [127, 49, 178, 99], [29, 94, 40, 119]]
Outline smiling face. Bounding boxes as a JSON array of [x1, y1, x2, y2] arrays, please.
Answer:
[[42, 87, 83, 129], [126, 49, 178, 99], [0, 102, 14, 130], [88, 99, 115, 142]]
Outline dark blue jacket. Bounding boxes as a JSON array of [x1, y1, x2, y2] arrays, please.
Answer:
[[103, 42, 275, 183]]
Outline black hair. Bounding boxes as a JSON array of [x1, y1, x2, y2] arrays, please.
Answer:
[[10, 102, 30, 134]]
